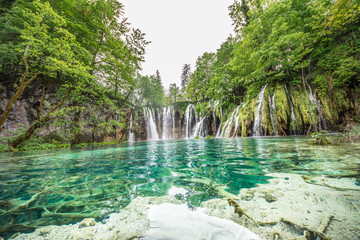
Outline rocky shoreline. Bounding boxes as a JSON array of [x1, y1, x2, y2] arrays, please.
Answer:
[[9, 173, 360, 240]]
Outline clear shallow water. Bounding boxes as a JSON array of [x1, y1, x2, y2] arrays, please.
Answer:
[[0, 137, 359, 237]]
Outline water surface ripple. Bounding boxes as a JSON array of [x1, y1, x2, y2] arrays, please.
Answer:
[[0, 137, 359, 237]]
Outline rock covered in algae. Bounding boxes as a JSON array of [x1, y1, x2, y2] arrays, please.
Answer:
[[10, 195, 261, 240], [11, 196, 181, 240], [10, 173, 360, 240], [78, 218, 96, 228], [202, 173, 360, 240]]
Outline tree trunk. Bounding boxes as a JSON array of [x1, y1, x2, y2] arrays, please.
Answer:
[[7, 87, 73, 151], [0, 73, 39, 135], [70, 108, 82, 146], [8, 120, 42, 150]]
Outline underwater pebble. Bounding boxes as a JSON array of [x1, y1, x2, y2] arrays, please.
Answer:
[[264, 192, 277, 203], [39, 226, 55, 236], [79, 218, 96, 228]]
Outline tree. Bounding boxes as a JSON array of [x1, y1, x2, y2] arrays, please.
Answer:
[[0, 0, 91, 137], [137, 73, 164, 108], [44, 0, 148, 145], [185, 52, 215, 102], [181, 64, 191, 93], [169, 83, 180, 103], [207, 36, 237, 103]]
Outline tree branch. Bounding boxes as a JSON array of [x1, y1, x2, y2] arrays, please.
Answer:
[[43, 86, 74, 121], [37, 86, 46, 121]]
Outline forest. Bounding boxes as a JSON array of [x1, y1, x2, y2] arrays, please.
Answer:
[[0, 0, 359, 151], [1, 1, 360, 239]]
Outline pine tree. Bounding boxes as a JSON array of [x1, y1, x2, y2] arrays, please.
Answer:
[[181, 64, 191, 93]]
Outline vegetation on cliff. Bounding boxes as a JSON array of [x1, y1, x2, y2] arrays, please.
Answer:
[[183, 0, 359, 136], [0, 0, 148, 150], [0, 0, 359, 150]]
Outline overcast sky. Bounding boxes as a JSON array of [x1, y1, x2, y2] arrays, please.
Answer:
[[121, 0, 234, 90]]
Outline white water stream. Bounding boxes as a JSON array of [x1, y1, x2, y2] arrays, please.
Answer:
[[253, 84, 268, 136], [144, 108, 159, 140]]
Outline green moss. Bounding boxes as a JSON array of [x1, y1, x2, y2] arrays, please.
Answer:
[[321, 96, 337, 125], [274, 86, 290, 128], [173, 101, 192, 115], [194, 102, 210, 118], [241, 119, 247, 137]]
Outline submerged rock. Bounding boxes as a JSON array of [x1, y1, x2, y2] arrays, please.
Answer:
[[78, 218, 96, 228], [202, 173, 360, 240], [263, 192, 277, 203], [10, 173, 360, 240]]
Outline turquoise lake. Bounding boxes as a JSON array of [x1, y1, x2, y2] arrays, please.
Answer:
[[1, 137, 359, 238]]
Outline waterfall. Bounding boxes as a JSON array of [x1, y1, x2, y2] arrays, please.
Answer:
[[253, 84, 268, 136], [192, 115, 207, 138], [129, 111, 134, 141], [213, 100, 219, 134], [232, 103, 245, 138], [185, 104, 195, 138], [220, 105, 241, 137], [215, 107, 223, 138], [172, 108, 175, 138], [144, 107, 159, 140], [284, 85, 298, 135], [268, 91, 276, 135], [271, 92, 278, 135], [162, 106, 174, 140], [304, 80, 327, 130], [162, 107, 169, 139]]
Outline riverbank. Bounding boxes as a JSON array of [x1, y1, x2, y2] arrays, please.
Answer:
[[0, 140, 124, 153], [9, 172, 360, 240], [1, 124, 359, 152]]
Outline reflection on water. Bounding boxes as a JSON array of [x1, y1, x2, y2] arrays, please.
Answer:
[[0, 137, 359, 237]]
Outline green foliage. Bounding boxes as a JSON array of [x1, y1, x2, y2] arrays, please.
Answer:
[[0, 132, 70, 152], [173, 101, 191, 115], [0, 0, 92, 83], [168, 83, 180, 104], [136, 73, 164, 108], [185, 0, 359, 136], [309, 131, 332, 145], [194, 102, 209, 118], [309, 125, 360, 146], [0, 0, 149, 148], [343, 125, 360, 142], [185, 52, 216, 102]]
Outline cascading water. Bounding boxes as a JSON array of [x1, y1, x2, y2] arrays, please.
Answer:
[[284, 85, 298, 135], [128, 111, 134, 141], [192, 115, 208, 138], [143, 108, 159, 140], [268, 91, 276, 135], [213, 100, 219, 133], [172, 108, 175, 138], [162, 106, 174, 140], [215, 107, 223, 138], [304, 80, 327, 130], [220, 105, 241, 138], [232, 103, 245, 138], [253, 84, 268, 136], [185, 104, 195, 138]]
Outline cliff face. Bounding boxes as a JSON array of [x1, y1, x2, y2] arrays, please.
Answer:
[[1, 81, 359, 144], [131, 84, 360, 141], [0, 83, 59, 138], [0, 83, 128, 143]]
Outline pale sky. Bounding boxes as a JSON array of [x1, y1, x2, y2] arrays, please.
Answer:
[[121, 0, 234, 89]]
